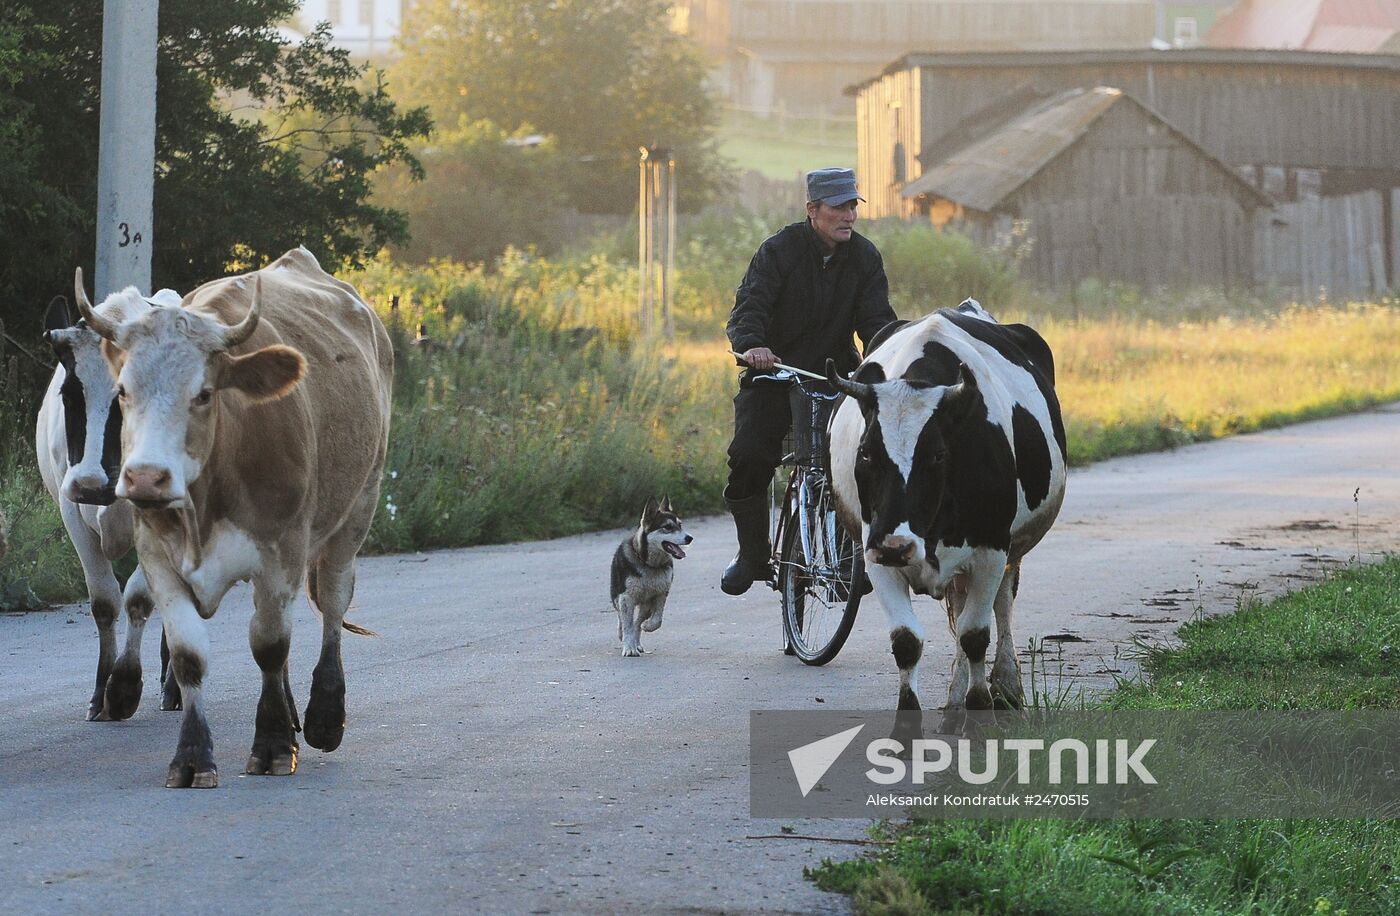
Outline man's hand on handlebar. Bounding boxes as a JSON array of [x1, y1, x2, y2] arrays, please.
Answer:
[[739, 347, 778, 372]]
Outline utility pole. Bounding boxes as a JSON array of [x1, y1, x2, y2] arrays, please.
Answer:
[[95, 0, 159, 301], [637, 146, 676, 340]]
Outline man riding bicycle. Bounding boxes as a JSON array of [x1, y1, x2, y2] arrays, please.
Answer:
[[722, 167, 897, 596]]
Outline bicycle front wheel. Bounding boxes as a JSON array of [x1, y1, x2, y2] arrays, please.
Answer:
[[779, 493, 863, 666]]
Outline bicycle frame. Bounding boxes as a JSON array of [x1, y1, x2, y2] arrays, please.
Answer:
[[769, 377, 842, 581], [744, 368, 863, 664]]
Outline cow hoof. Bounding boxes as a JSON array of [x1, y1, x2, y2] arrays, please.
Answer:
[[889, 709, 924, 755], [160, 675, 182, 711], [303, 708, 345, 753], [103, 666, 144, 721], [991, 689, 1024, 711], [938, 708, 970, 736], [166, 764, 219, 789], [246, 748, 298, 776], [87, 704, 111, 722], [966, 684, 994, 711]]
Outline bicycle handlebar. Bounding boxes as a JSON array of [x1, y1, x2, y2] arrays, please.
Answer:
[[727, 350, 827, 381]]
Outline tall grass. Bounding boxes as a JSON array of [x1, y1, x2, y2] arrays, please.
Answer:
[[0, 378, 80, 611], [6, 217, 1400, 608], [1042, 304, 1400, 463], [349, 257, 732, 553]]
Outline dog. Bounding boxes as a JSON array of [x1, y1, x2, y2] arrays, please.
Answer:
[[610, 497, 694, 657]]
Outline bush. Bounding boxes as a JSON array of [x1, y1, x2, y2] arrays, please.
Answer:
[[863, 220, 1021, 316]]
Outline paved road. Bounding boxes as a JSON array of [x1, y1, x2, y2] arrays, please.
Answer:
[[4, 405, 1400, 914]]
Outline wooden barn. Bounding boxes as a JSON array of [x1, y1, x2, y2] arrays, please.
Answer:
[[850, 48, 1400, 292], [899, 86, 1271, 287]]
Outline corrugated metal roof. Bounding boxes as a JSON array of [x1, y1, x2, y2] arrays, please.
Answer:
[[900, 86, 1273, 212]]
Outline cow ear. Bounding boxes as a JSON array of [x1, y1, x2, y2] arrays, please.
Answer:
[[100, 338, 128, 376], [44, 296, 74, 335], [938, 364, 980, 425], [220, 345, 306, 403]]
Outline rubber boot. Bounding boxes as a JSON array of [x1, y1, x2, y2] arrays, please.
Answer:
[[721, 493, 772, 596]]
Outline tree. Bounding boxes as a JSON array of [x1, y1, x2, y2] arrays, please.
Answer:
[[377, 117, 577, 265], [0, 0, 430, 358], [391, 0, 727, 214], [0, 10, 83, 344]]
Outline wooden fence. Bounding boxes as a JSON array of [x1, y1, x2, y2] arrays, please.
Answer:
[[1254, 189, 1396, 299]]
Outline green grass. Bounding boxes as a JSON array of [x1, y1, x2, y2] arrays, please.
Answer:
[[717, 109, 856, 180], [808, 560, 1400, 914]]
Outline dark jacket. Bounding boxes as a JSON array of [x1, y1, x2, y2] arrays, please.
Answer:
[[726, 220, 896, 384]]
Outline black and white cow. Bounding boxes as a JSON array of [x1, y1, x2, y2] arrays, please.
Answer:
[[825, 299, 1067, 713], [36, 284, 181, 720]]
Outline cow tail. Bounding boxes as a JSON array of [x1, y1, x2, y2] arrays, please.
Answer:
[[342, 620, 379, 637]]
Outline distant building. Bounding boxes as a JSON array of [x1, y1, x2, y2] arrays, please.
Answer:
[[672, 0, 1157, 113], [1205, 0, 1400, 53], [899, 86, 1270, 286], [291, 0, 404, 59], [1155, 1, 1237, 49], [851, 49, 1400, 292]]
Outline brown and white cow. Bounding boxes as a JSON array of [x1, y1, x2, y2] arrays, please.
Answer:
[[77, 247, 392, 788]]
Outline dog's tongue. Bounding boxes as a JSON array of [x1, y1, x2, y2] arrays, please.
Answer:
[[664, 543, 686, 560]]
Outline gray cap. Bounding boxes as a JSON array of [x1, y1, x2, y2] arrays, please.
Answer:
[[806, 167, 864, 206]]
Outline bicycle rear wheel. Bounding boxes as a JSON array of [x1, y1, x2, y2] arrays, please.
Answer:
[[779, 484, 863, 666]]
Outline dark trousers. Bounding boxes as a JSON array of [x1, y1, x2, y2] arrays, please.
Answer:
[[725, 386, 792, 501]]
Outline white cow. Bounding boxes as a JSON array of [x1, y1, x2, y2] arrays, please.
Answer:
[[36, 288, 181, 720]]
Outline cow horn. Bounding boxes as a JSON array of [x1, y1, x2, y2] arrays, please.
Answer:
[[73, 268, 118, 340], [825, 358, 873, 401], [223, 275, 262, 347]]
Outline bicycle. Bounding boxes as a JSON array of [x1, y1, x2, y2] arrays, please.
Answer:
[[749, 368, 865, 665]]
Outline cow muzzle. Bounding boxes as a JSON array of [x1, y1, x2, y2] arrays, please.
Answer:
[[118, 463, 185, 509], [869, 536, 918, 568], [63, 467, 118, 506]]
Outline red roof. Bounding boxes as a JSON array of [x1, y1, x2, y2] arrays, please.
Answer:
[[1206, 0, 1400, 52]]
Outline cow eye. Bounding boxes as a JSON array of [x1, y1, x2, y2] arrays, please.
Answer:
[[194, 389, 213, 407]]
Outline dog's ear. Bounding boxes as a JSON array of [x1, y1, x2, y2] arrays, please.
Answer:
[[641, 497, 658, 522], [661, 494, 672, 513]]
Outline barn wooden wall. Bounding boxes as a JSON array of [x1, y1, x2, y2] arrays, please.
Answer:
[[857, 67, 920, 219], [1255, 190, 1397, 298], [1002, 196, 1254, 288], [969, 189, 1400, 293], [903, 56, 1400, 175]]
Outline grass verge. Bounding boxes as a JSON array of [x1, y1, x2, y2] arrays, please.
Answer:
[[807, 559, 1400, 915]]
